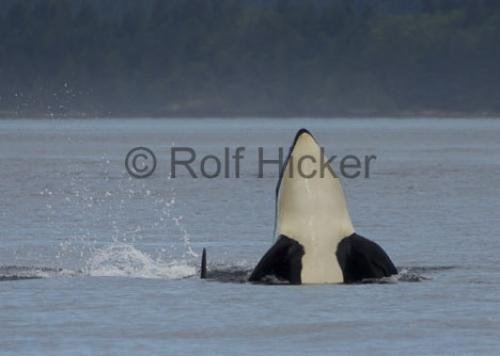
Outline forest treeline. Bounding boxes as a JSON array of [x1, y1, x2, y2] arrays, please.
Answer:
[[0, 0, 499, 117]]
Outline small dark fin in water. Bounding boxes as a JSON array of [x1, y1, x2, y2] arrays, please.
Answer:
[[200, 248, 207, 279]]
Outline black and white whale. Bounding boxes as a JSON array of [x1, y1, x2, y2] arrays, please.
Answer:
[[202, 129, 397, 284]]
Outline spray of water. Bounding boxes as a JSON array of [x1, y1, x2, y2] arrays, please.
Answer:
[[51, 147, 200, 279], [165, 141, 198, 258], [85, 243, 196, 279]]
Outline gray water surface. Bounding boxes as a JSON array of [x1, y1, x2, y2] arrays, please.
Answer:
[[1, 118, 499, 354]]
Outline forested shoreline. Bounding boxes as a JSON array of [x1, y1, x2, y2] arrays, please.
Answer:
[[1, 0, 499, 118]]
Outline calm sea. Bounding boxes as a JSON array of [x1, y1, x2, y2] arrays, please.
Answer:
[[1, 118, 499, 354]]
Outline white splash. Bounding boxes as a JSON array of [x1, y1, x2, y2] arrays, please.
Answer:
[[165, 144, 198, 258], [395, 268, 429, 282], [85, 243, 196, 280]]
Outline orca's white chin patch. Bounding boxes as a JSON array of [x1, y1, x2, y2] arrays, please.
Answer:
[[276, 130, 353, 283]]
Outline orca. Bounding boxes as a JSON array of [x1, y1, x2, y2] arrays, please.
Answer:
[[201, 129, 397, 284], [248, 129, 397, 284]]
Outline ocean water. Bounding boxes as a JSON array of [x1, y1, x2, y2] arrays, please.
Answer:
[[0, 118, 499, 355]]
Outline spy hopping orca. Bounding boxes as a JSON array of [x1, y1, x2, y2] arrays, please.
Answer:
[[249, 129, 397, 284], [201, 129, 397, 284]]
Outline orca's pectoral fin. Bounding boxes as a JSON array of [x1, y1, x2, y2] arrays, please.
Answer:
[[249, 235, 304, 284], [200, 248, 207, 279], [336, 234, 397, 283]]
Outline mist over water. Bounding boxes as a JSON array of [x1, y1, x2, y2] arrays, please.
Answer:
[[1, 118, 500, 354]]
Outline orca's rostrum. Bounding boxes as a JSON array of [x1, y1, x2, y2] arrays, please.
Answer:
[[202, 129, 397, 284]]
